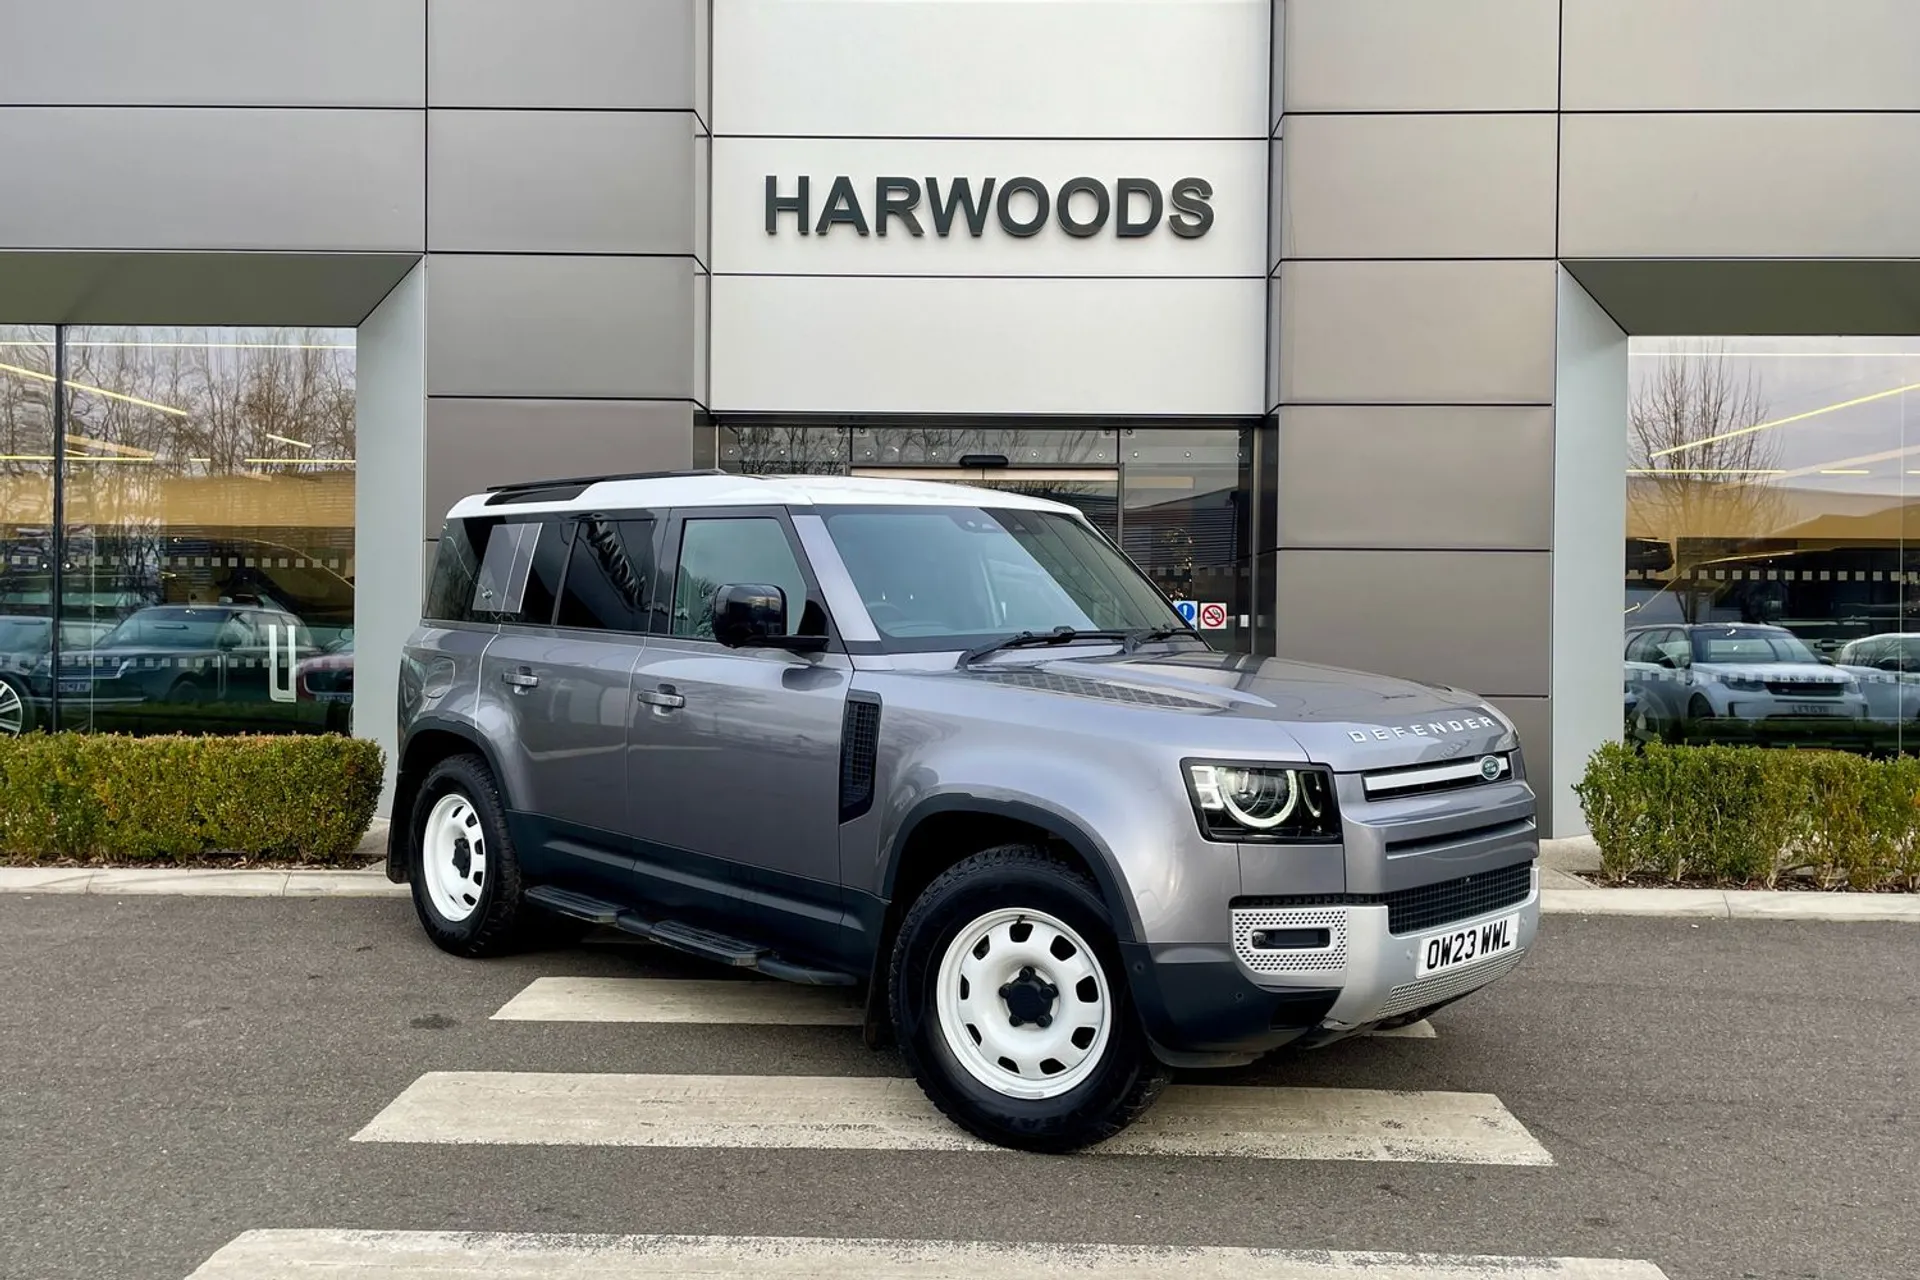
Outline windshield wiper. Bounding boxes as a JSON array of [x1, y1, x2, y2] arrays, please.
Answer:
[[958, 624, 1197, 667]]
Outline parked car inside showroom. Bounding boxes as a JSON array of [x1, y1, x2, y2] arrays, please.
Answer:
[[1624, 622, 1867, 742]]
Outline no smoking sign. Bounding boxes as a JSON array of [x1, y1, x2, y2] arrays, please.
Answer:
[[1172, 600, 1230, 631]]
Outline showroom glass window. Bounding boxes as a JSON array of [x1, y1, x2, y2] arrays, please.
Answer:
[[1623, 338, 1920, 756], [0, 326, 355, 737]]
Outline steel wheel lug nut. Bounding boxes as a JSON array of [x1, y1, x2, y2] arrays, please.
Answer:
[[1036, 1014, 1052, 1028]]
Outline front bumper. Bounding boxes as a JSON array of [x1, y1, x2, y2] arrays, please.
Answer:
[[1125, 863, 1539, 1063]]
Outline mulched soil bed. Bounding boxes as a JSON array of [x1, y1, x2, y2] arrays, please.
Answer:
[[1576, 870, 1917, 893], [0, 855, 384, 872]]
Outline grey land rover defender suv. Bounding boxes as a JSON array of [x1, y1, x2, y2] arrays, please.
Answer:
[[388, 470, 1541, 1152]]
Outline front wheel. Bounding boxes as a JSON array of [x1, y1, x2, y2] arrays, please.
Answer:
[[888, 845, 1169, 1153]]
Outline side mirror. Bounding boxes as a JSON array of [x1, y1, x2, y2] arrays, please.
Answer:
[[709, 584, 827, 653], [711, 583, 786, 646]]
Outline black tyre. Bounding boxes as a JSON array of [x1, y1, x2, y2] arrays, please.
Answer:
[[407, 753, 537, 958], [888, 844, 1170, 1153]]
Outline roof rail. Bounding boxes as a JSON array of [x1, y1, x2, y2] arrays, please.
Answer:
[[483, 468, 733, 505]]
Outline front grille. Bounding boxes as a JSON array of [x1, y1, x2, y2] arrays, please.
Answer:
[[1362, 752, 1511, 800], [1383, 861, 1533, 934], [1234, 859, 1534, 937], [1765, 680, 1842, 697]]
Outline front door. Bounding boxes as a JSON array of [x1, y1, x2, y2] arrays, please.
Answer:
[[626, 508, 849, 960]]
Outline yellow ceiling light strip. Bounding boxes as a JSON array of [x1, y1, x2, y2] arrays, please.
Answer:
[[1652, 380, 1920, 458], [0, 362, 189, 417], [1626, 467, 1784, 475], [264, 433, 312, 450]]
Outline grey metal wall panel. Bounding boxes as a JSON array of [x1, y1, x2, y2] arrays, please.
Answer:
[[0, 251, 419, 326], [428, 111, 699, 255], [1273, 549, 1551, 697], [1560, 113, 1920, 260], [1278, 406, 1552, 550], [1280, 115, 1557, 260], [1284, 0, 1558, 112], [1563, 0, 1920, 110], [423, 398, 697, 536], [0, 109, 424, 252], [1267, 138, 1285, 273], [1278, 261, 1557, 405], [1486, 696, 1551, 826], [429, 0, 696, 108], [425, 255, 698, 398], [0, 0, 425, 107]]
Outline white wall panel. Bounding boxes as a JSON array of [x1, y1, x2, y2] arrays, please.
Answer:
[[714, 139, 1264, 277], [711, 276, 1264, 415], [714, 0, 1268, 139]]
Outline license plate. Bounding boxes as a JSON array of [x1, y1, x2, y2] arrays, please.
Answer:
[[1786, 703, 1833, 716], [57, 679, 88, 695], [1417, 912, 1519, 977]]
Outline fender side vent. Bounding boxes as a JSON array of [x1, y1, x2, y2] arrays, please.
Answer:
[[839, 693, 882, 822]]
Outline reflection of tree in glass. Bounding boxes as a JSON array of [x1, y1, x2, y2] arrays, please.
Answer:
[[1629, 343, 1786, 623]]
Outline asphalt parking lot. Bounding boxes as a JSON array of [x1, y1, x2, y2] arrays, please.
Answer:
[[1, 895, 1913, 1280]]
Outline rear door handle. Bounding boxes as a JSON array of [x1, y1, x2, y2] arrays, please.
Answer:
[[637, 684, 685, 709], [501, 668, 539, 691]]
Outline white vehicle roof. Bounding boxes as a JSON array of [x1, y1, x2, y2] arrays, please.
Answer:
[[445, 470, 1082, 521]]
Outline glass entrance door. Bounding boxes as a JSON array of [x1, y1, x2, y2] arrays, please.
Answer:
[[850, 466, 1121, 540]]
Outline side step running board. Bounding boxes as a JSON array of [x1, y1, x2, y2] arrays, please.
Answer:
[[524, 885, 857, 987]]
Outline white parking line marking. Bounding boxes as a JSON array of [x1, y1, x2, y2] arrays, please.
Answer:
[[1366, 1019, 1437, 1039], [184, 1230, 1669, 1278], [352, 1073, 1552, 1164], [492, 977, 864, 1025]]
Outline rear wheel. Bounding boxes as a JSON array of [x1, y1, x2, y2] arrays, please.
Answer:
[[408, 754, 536, 957], [889, 844, 1169, 1152]]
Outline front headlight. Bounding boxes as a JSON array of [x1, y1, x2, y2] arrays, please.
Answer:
[[1718, 675, 1766, 692], [1184, 761, 1340, 843]]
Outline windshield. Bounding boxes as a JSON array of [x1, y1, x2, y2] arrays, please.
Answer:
[[820, 506, 1187, 650], [1690, 627, 1819, 665]]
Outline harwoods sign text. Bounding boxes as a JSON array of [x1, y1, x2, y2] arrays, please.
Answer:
[[765, 175, 1214, 239]]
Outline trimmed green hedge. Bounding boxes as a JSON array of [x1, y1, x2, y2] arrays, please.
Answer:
[[0, 733, 384, 865], [1575, 742, 1920, 891]]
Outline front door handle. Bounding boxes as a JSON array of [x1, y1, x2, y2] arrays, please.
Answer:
[[637, 684, 685, 709], [501, 668, 539, 692]]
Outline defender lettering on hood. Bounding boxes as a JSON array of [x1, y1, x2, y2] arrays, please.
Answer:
[[1348, 715, 1501, 743]]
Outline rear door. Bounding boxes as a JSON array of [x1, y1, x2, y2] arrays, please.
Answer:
[[625, 506, 851, 959], [475, 515, 641, 898]]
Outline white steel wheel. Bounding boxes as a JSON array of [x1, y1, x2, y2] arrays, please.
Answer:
[[422, 791, 488, 923], [934, 906, 1113, 1101], [0, 680, 24, 736]]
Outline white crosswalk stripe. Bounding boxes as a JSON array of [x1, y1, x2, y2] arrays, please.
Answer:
[[491, 976, 865, 1024], [486, 975, 1435, 1037], [352, 1071, 1553, 1163], [175, 965, 1681, 1278], [184, 1231, 1672, 1278]]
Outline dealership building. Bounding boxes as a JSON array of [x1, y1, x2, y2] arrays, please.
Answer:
[[5, 0, 1920, 836]]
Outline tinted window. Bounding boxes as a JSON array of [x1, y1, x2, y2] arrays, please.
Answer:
[[424, 518, 496, 623], [469, 519, 566, 626], [671, 517, 817, 639], [558, 518, 656, 633]]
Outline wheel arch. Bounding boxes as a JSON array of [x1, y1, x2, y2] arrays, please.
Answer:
[[859, 794, 1140, 1048], [386, 718, 509, 883]]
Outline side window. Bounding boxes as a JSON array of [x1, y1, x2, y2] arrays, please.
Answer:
[[470, 518, 567, 625], [424, 517, 494, 623], [557, 518, 657, 633], [671, 517, 819, 639], [1657, 630, 1691, 667], [1625, 632, 1661, 663]]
